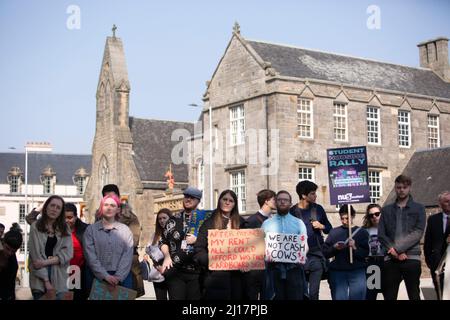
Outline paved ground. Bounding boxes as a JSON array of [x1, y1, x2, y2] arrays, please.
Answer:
[[15, 277, 437, 300]]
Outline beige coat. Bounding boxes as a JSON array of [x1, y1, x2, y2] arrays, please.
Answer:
[[29, 222, 73, 293]]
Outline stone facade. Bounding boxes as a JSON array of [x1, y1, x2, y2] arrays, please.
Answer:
[[189, 26, 450, 226], [84, 35, 192, 250]]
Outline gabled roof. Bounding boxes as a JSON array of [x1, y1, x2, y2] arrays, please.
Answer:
[[129, 117, 194, 185], [384, 146, 450, 207], [246, 40, 450, 99], [0, 153, 91, 185]]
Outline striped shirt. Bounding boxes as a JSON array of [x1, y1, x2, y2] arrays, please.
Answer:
[[83, 220, 133, 282]]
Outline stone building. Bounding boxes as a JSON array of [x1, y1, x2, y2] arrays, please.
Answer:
[[84, 32, 193, 248], [385, 146, 450, 213], [189, 24, 450, 223], [0, 148, 91, 284]]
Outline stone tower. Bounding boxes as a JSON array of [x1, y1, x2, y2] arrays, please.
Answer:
[[84, 32, 144, 223]]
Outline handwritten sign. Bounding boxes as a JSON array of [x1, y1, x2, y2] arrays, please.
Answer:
[[265, 232, 307, 264], [89, 278, 137, 300], [208, 229, 265, 271], [39, 291, 74, 300]]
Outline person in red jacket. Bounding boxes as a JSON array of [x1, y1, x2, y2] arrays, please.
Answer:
[[65, 203, 89, 300]]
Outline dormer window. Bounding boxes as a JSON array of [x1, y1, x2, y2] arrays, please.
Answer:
[[8, 167, 23, 194], [73, 167, 89, 195], [41, 165, 56, 195]]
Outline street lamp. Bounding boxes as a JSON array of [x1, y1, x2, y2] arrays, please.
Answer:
[[23, 142, 52, 287], [189, 103, 213, 209]]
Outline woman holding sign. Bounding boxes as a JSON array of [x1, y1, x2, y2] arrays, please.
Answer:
[[323, 204, 369, 300], [83, 194, 134, 295], [194, 189, 247, 300]]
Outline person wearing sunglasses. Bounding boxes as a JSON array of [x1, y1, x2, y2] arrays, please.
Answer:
[[362, 203, 383, 300]]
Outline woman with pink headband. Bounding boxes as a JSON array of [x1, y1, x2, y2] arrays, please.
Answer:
[[83, 194, 134, 295]]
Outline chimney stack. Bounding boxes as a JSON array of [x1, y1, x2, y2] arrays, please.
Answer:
[[417, 37, 450, 82]]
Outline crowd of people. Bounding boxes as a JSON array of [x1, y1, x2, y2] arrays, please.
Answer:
[[0, 174, 449, 300]]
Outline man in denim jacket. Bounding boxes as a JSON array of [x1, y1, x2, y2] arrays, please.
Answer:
[[378, 174, 426, 300]]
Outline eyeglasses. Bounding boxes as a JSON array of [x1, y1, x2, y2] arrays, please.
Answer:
[[276, 198, 291, 203], [368, 212, 381, 218]]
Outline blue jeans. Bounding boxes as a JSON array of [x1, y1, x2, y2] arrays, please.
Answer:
[[329, 268, 366, 300]]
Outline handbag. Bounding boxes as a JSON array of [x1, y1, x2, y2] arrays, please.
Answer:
[[145, 244, 164, 266], [148, 265, 165, 283]]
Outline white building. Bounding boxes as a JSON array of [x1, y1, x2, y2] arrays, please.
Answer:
[[0, 150, 91, 285]]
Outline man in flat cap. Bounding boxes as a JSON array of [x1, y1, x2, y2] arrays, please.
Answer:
[[160, 187, 210, 300]]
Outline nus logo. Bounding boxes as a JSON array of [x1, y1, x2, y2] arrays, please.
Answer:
[[338, 193, 353, 201]]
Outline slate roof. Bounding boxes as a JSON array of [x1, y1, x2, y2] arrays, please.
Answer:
[[129, 117, 194, 185], [384, 146, 450, 207], [0, 153, 91, 185], [247, 40, 450, 99]]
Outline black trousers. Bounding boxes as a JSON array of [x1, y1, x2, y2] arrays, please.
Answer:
[[382, 259, 421, 300], [153, 280, 168, 300], [366, 257, 383, 300], [244, 270, 265, 300], [165, 268, 201, 300], [266, 265, 305, 300]]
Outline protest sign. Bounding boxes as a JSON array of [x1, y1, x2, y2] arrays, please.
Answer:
[[327, 146, 370, 205], [208, 229, 265, 271], [188, 209, 213, 236], [89, 278, 137, 300], [264, 232, 307, 264]]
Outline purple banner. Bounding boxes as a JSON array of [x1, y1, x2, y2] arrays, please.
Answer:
[[327, 146, 371, 205]]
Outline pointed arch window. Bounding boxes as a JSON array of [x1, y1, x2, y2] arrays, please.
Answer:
[[99, 156, 109, 188]]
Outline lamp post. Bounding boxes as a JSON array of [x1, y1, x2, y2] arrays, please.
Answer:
[[189, 103, 213, 209], [23, 142, 52, 287]]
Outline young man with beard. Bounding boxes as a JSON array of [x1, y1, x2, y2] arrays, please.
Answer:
[[378, 175, 426, 300], [261, 190, 308, 300]]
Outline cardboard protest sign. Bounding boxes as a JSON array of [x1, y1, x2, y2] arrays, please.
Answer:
[[264, 232, 307, 264], [327, 146, 370, 205], [39, 290, 74, 300], [208, 229, 265, 271], [89, 278, 137, 300]]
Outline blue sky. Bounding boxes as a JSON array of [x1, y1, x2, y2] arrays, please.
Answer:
[[1, 0, 449, 154]]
